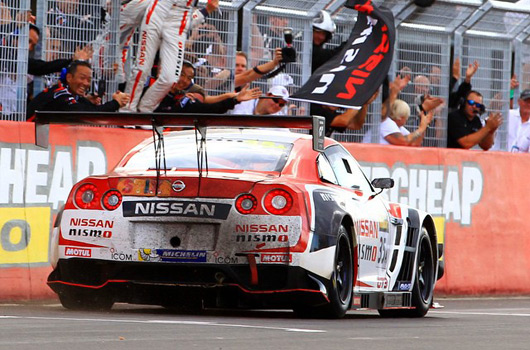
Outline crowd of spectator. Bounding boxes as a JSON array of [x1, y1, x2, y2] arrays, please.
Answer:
[[2, 1, 529, 153]]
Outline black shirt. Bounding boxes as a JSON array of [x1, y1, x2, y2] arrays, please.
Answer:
[[28, 58, 72, 76], [27, 83, 120, 120], [447, 108, 483, 148], [448, 81, 472, 112], [312, 42, 346, 73]]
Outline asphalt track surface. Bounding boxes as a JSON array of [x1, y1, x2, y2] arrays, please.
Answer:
[[1, 297, 529, 350]]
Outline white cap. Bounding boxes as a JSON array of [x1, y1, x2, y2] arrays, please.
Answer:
[[268, 85, 289, 102]]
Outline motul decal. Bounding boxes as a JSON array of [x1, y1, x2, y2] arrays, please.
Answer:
[[64, 247, 91, 257], [260, 254, 292, 263]]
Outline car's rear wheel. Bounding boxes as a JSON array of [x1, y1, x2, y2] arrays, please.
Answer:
[[293, 225, 353, 319], [58, 289, 114, 311], [379, 227, 435, 318]]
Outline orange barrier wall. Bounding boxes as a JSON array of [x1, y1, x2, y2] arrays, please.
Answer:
[[0, 121, 149, 300], [1, 121, 529, 300]]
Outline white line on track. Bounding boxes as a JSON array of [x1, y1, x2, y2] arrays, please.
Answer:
[[0, 315, 326, 333], [349, 337, 420, 340], [431, 310, 530, 317]]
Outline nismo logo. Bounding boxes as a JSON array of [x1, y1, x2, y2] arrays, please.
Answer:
[[122, 200, 231, 219]]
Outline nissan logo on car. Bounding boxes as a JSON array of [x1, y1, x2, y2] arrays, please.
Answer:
[[122, 200, 232, 219], [172, 180, 186, 192]]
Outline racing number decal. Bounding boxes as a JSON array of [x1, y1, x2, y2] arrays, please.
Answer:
[[377, 235, 388, 266], [0, 207, 50, 265]]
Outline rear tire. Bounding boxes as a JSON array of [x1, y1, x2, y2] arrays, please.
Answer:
[[378, 227, 435, 318], [325, 227, 353, 318], [293, 226, 353, 319]]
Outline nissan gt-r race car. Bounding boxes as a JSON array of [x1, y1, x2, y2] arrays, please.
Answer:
[[42, 113, 443, 318]]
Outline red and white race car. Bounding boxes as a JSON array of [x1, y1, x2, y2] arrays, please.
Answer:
[[44, 114, 443, 318]]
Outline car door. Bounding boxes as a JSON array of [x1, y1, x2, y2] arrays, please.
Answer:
[[322, 145, 392, 292]]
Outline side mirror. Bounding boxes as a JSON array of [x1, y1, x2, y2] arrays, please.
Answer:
[[371, 178, 394, 189]]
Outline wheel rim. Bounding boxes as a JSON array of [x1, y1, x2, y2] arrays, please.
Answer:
[[335, 235, 352, 303], [417, 234, 434, 303]]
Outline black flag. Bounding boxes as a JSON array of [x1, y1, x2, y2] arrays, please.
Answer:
[[291, 0, 395, 109]]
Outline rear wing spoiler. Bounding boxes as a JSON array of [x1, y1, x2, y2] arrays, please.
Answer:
[[34, 112, 326, 152]]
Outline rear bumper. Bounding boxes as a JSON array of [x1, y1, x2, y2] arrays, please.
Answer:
[[48, 258, 329, 308]]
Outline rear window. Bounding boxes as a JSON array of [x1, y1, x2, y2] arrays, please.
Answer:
[[123, 137, 293, 172]]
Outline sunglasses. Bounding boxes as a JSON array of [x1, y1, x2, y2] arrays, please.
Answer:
[[467, 100, 486, 112], [272, 98, 286, 107]]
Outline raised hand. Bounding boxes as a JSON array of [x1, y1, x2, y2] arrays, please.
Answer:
[[452, 57, 461, 81], [390, 74, 410, 96], [73, 45, 94, 61], [510, 74, 519, 90], [422, 95, 444, 112], [465, 60, 479, 83], [236, 86, 262, 102], [273, 47, 283, 65]]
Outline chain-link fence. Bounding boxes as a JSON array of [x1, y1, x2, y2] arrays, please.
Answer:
[[455, 2, 528, 150], [4, 0, 530, 151], [0, 0, 30, 121], [34, 0, 118, 103], [185, 0, 245, 96], [392, 0, 475, 148]]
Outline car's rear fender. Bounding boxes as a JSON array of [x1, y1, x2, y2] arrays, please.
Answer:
[[298, 185, 357, 281], [305, 186, 356, 253]]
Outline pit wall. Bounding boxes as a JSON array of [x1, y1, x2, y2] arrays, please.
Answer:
[[1, 121, 528, 300]]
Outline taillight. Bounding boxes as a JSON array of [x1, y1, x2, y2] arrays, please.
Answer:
[[263, 189, 293, 215], [74, 183, 100, 209], [102, 190, 122, 210], [235, 194, 258, 214]]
